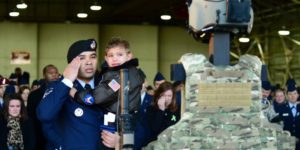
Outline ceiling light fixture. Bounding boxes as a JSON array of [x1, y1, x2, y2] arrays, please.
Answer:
[[9, 10, 20, 17], [160, 14, 171, 20], [90, 1, 102, 11], [238, 36, 250, 43], [278, 26, 290, 36], [278, 30, 290, 36], [77, 12, 88, 18], [16, 1, 28, 9], [90, 5, 101, 11]]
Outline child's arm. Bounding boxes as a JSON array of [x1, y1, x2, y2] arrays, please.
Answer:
[[74, 71, 120, 111]]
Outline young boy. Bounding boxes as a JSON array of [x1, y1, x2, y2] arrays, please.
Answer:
[[74, 37, 144, 114]]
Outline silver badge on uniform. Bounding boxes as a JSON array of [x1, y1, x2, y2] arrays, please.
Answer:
[[74, 108, 84, 117], [283, 113, 289, 117], [90, 40, 96, 49], [42, 87, 54, 99]]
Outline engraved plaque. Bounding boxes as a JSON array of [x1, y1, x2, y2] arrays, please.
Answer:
[[198, 82, 252, 107]]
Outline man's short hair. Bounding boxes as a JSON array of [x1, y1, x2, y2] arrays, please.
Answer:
[[43, 64, 57, 75]]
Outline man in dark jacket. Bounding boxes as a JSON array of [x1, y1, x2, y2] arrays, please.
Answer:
[[27, 64, 59, 150]]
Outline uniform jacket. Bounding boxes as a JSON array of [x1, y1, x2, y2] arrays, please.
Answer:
[[37, 79, 104, 150], [279, 103, 300, 138], [139, 92, 153, 117], [175, 91, 181, 108], [134, 92, 153, 150], [273, 101, 286, 114]]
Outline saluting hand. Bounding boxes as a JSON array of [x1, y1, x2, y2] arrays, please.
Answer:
[[63, 56, 81, 82]]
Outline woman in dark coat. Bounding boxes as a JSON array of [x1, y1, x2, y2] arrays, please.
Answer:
[[0, 94, 36, 150], [146, 82, 180, 144]]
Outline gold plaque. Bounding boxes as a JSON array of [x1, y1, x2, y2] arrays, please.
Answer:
[[198, 83, 252, 107]]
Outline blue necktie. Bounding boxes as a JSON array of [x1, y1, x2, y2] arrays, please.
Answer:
[[85, 84, 92, 91], [291, 106, 297, 117]]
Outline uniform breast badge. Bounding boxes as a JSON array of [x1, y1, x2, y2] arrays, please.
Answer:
[[74, 108, 84, 117]]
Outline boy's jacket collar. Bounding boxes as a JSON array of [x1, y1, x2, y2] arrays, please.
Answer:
[[101, 58, 139, 72]]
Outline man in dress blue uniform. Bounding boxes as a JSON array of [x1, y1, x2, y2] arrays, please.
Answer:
[[139, 69, 153, 116], [135, 69, 153, 149], [37, 39, 119, 150], [261, 81, 272, 105], [153, 72, 166, 90], [279, 84, 300, 149]]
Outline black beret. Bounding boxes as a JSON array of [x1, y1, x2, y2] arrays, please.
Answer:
[[154, 72, 165, 82], [286, 78, 296, 86], [67, 39, 97, 63], [287, 84, 297, 92], [262, 81, 271, 90]]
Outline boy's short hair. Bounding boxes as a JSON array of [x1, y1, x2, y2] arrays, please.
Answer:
[[105, 37, 130, 52]]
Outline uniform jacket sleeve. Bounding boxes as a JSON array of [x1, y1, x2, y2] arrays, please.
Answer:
[[36, 80, 70, 122], [36, 80, 67, 149], [41, 122, 63, 149]]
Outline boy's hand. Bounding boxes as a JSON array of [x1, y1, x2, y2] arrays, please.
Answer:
[[101, 130, 120, 148], [63, 57, 81, 82]]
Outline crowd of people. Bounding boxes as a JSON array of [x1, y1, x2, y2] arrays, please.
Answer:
[[2, 37, 299, 150], [262, 79, 300, 149], [0, 38, 181, 150]]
